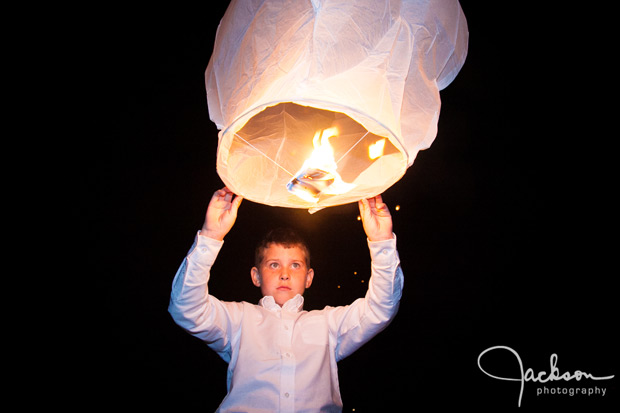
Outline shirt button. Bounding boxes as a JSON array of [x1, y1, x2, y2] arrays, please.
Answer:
[[284, 325, 289, 330], [284, 393, 290, 398], [285, 352, 291, 358]]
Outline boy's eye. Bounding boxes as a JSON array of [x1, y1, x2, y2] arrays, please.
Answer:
[[268, 262, 280, 269], [291, 262, 301, 269]]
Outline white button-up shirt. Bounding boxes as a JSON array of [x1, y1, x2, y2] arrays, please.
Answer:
[[169, 232, 403, 412]]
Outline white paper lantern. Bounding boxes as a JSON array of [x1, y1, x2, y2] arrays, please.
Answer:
[[206, 0, 468, 212]]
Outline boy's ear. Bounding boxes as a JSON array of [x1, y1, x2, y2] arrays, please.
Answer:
[[251, 267, 261, 287], [305, 268, 314, 288]]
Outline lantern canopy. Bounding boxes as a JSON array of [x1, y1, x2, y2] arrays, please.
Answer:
[[206, 0, 468, 211]]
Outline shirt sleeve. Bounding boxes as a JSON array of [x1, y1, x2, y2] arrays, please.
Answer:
[[168, 232, 243, 362], [328, 234, 404, 361]]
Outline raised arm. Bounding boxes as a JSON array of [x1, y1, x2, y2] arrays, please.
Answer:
[[329, 195, 403, 360], [168, 187, 244, 361]]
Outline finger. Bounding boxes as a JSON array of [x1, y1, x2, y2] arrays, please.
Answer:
[[214, 188, 228, 198], [210, 190, 224, 204], [367, 196, 376, 209], [375, 200, 385, 212]]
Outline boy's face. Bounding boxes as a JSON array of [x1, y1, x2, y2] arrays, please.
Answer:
[[251, 243, 314, 306]]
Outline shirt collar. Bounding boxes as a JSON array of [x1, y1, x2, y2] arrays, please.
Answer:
[[259, 294, 304, 313]]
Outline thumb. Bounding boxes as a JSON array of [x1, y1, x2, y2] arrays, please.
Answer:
[[358, 198, 369, 215], [231, 195, 243, 213]]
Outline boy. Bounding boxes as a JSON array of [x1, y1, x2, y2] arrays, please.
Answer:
[[169, 187, 403, 412]]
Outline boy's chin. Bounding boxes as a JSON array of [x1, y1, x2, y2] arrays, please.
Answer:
[[273, 290, 299, 306]]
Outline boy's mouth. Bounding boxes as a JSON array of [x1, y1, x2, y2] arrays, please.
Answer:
[[277, 286, 291, 291]]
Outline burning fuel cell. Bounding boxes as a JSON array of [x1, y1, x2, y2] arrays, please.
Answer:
[[286, 127, 356, 203], [286, 168, 336, 202]]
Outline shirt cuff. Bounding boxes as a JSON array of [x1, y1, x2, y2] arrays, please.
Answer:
[[367, 233, 398, 268], [197, 230, 225, 245], [190, 230, 225, 262]]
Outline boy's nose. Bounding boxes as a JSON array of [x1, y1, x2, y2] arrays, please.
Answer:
[[280, 271, 289, 280]]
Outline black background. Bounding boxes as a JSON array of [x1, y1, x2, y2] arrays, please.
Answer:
[[86, 1, 617, 410]]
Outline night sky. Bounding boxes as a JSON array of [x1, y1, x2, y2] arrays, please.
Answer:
[[87, 2, 617, 410]]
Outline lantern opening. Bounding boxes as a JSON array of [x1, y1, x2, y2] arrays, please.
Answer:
[[219, 102, 405, 210]]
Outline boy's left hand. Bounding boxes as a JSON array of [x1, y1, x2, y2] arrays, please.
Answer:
[[358, 195, 394, 242]]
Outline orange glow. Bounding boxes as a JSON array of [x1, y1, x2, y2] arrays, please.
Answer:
[[368, 138, 386, 160]]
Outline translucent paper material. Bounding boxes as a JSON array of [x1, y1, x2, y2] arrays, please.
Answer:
[[206, 0, 468, 211]]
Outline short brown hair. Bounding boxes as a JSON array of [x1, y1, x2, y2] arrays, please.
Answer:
[[254, 227, 311, 268]]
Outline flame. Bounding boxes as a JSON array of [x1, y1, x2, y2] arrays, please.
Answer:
[[368, 138, 386, 160], [286, 127, 356, 202], [308, 127, 339, 171]]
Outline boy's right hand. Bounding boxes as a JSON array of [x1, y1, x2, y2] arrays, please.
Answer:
[[201, 187, 243, 241]]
